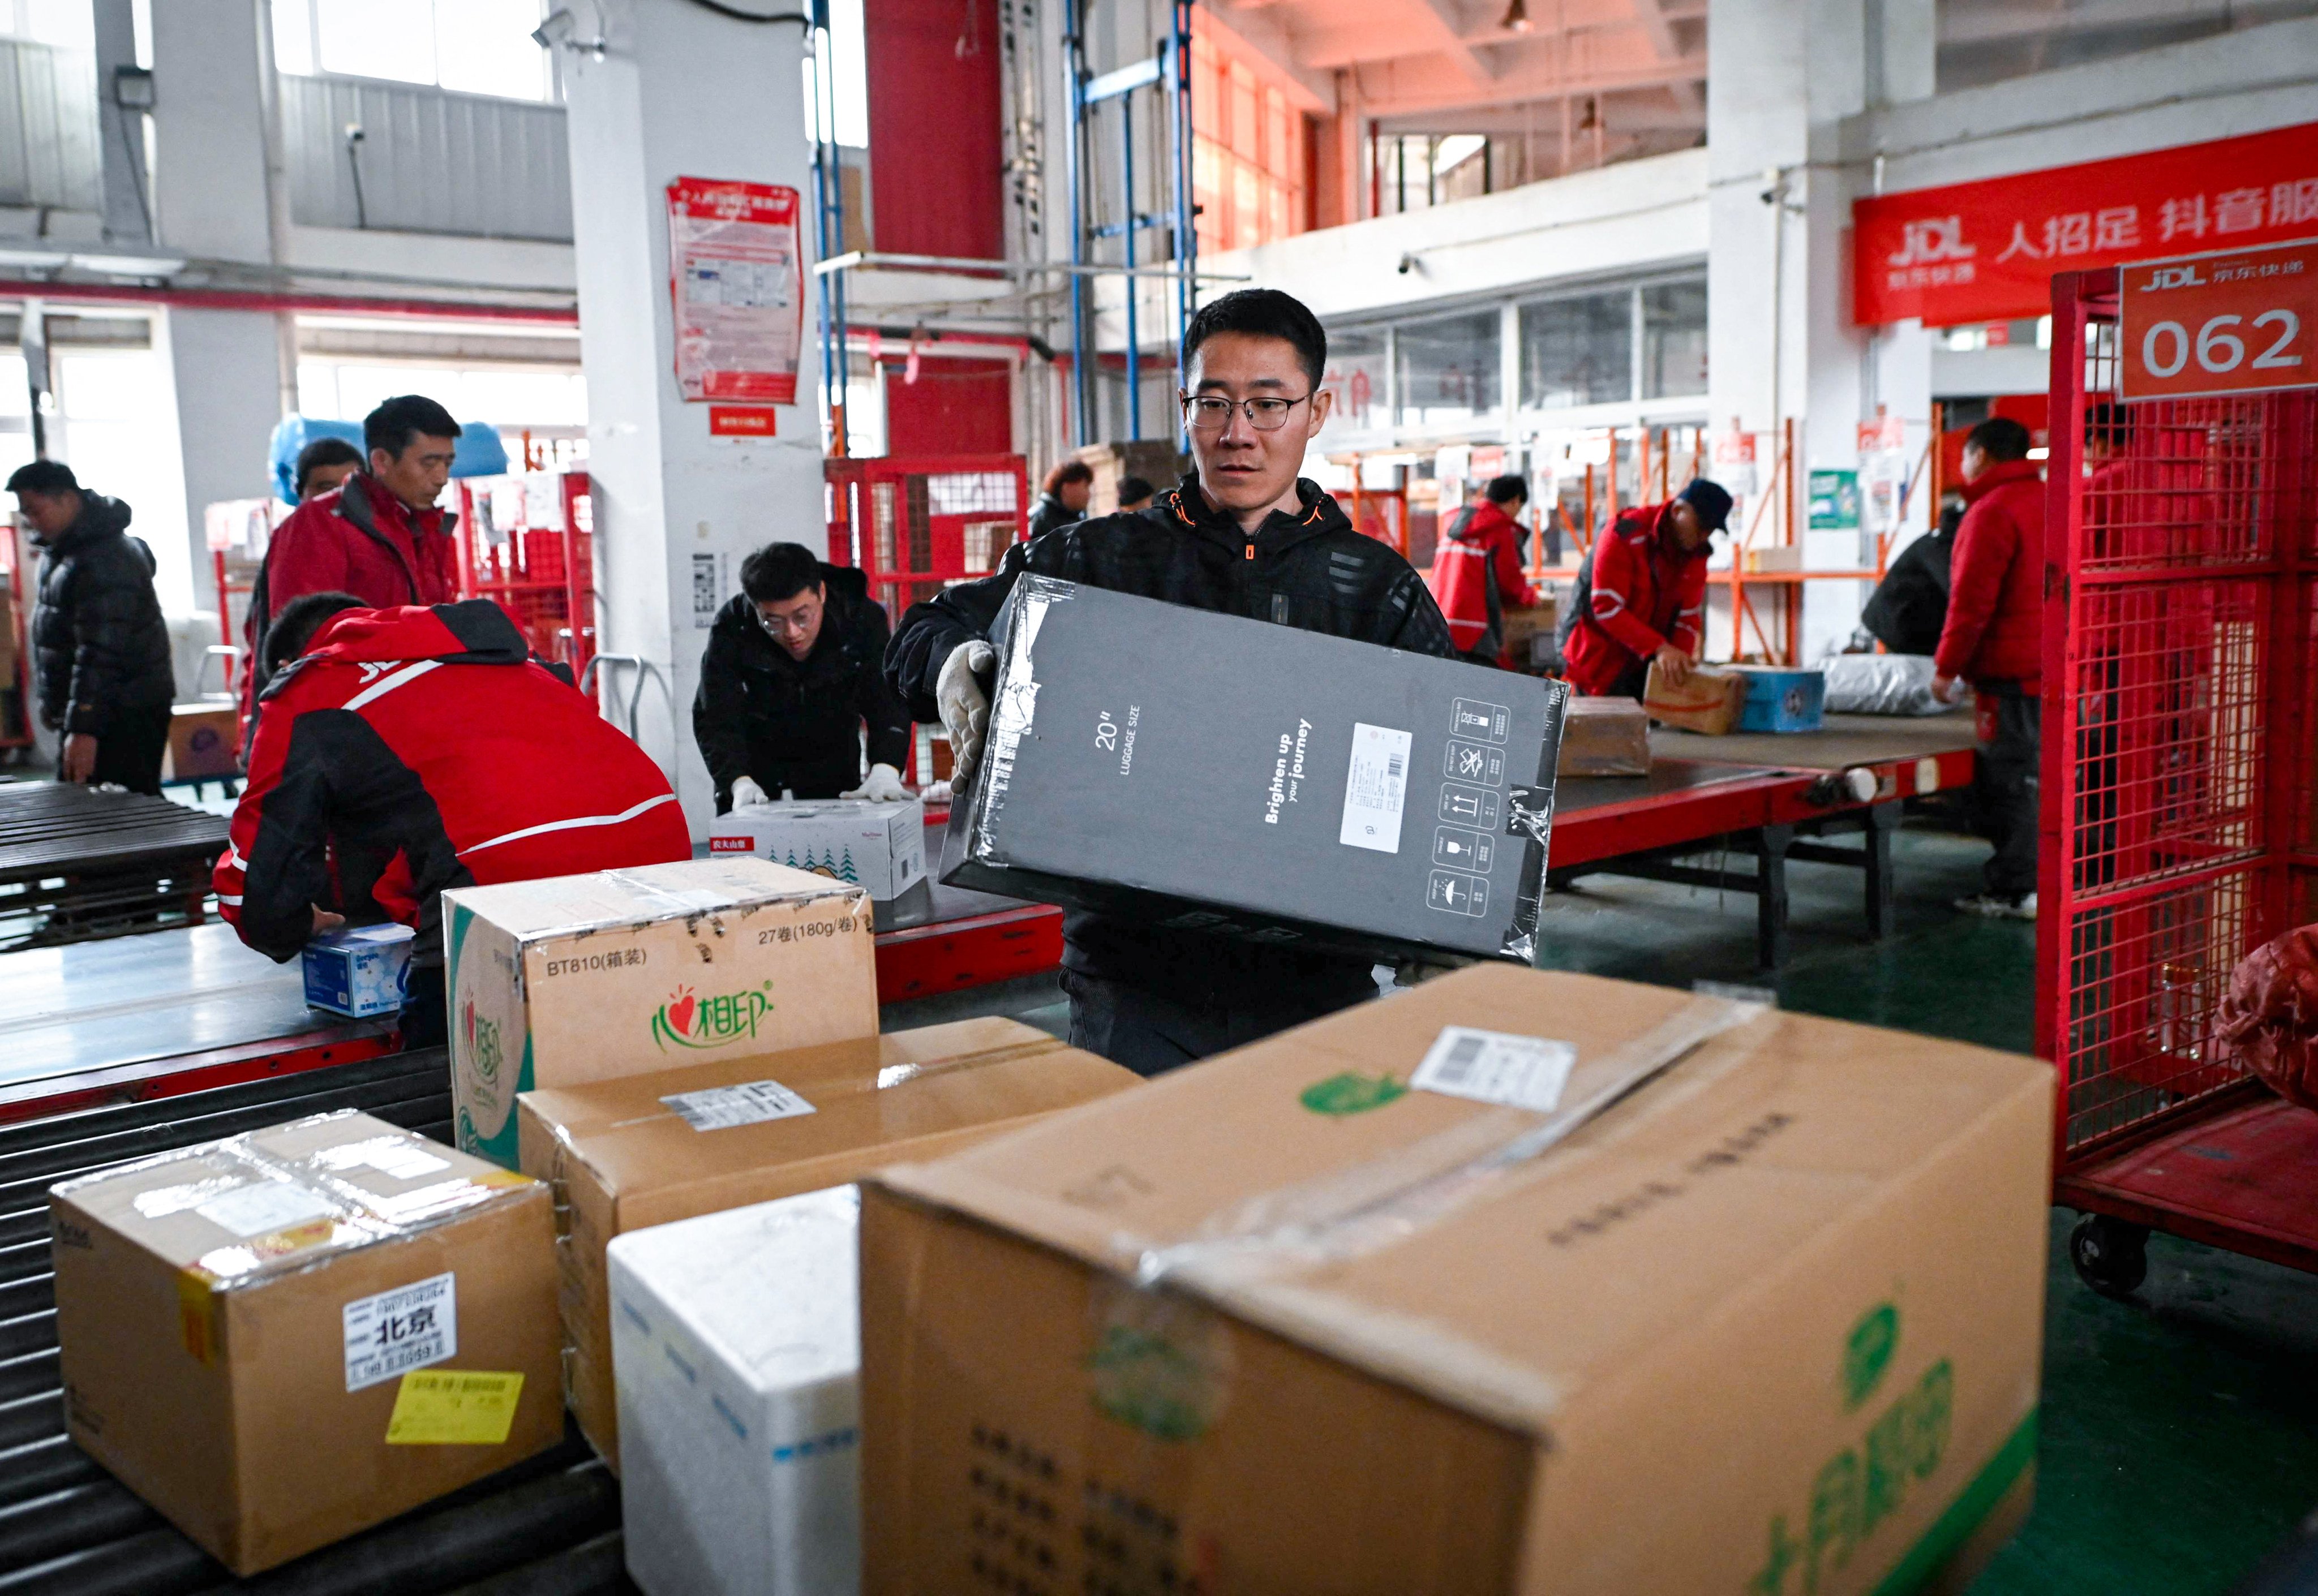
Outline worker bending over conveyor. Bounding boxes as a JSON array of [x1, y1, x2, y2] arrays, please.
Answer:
[[693, 541, 913, 810], [216, 594, 691, 1047], [1559, 478, 1731, 699], [886, 287, 1458, 1076]]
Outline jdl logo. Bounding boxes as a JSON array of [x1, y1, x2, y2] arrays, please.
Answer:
[[2144, 264, 2209, 291], [1096, 711, 1119, 752], [1887, 216, 1976, 266]]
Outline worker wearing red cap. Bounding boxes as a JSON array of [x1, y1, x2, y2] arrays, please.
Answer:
[[1560, 478, 1731, 699]]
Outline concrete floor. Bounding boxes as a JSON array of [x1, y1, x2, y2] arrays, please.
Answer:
[[1533, 822, 2318, 1595]]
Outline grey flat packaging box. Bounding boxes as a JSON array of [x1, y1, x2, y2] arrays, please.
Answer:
[[940, 577, 1567, 962]]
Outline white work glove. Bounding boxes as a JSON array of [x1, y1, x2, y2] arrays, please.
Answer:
[[937, 639, 996, 784], [729, 775, 771, 809], [842, 763, 910, 802]]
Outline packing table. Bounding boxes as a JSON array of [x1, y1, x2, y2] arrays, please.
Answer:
[[1546, 712, 1981, 969], [869, 824, 1062, 1004], [0, 923, 396, 1124], [0, 783, 229, 953]]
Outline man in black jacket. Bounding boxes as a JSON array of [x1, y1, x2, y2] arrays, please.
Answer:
[[887, 288, 1457, 1074], [695, 542, 913, 810], [10, 461, 174, 793]]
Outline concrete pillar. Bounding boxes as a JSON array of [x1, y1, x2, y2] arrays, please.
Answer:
[[149, 2, 285, 629], [1706, 0, 1935, 661], [91, 0, 148, 245], [559, 0, 823, 838]]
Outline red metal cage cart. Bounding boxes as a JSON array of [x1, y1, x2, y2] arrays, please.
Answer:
[[2039, 259, 2318, 1296]]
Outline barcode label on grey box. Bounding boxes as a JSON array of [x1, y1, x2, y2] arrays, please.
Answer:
[[660, 1078, 818, 1132], [1339, 722, 1413, 854], [1410, 1026, 1576, 1113]]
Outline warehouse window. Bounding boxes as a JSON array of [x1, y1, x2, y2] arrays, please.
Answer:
[[1641, 278, 1709, 400], [273, 0, 553, 102], [1323, 327, 1389, 434], [1519, 290, 1630, 411], [1396, 310, 1501, 431], [1190, 31, 1307, 253]]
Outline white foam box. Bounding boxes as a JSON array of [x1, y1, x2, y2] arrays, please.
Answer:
[[301, 923, 415, 1018], [609, 1186, 862, 1596], [703, 800, 926, 900]]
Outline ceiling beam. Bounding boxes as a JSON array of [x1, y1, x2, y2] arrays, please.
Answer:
[[1347, 45, 1703, 119], [1413, 0, 1495, 84], [1628, 0, 1703, 114]]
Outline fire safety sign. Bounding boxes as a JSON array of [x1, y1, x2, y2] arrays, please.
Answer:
[[667, 177, 804, 405]]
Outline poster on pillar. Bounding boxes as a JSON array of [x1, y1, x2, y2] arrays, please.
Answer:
[[667, 178, 804, 405], [1854, 122, 2318, 328]]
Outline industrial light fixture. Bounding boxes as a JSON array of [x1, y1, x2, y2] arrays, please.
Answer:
[[1501, 0, 1533, 32]]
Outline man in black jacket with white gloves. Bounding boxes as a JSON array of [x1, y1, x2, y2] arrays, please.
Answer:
[[886, 289, 1458, 1075], [696, 541, 913, 810], [11, 461, 175, 793]]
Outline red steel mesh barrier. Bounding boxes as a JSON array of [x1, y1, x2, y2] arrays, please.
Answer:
[[2041, 271, 2318, 1168]]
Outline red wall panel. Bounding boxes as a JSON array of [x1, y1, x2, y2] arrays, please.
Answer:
[[863, 0, 1004, 260], [883, 356, 1014, 455]]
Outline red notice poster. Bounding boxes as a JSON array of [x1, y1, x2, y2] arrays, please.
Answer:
[[667, 177, 804, 404], [1854, 123, 2318, 328]]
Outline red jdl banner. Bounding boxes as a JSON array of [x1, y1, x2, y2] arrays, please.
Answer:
[[1855, 122, 2318, 328]]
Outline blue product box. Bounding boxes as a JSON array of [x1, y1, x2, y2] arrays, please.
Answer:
[[1735, 667, 1826, 733], [302, 923, 416, 1017]]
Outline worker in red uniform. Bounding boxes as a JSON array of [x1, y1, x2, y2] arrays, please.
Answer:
[[217, 592, 691, 1048], [240, 394, 463, 736], [1429, 474, 1538, 666], [1560, 479, 1731, 699], [1932, 417, 2045, 920]]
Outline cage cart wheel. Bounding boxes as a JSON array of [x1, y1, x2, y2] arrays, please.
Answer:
[[2071, 1213, 2150, 1298]]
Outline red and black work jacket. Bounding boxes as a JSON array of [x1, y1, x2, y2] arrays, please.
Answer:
[[1426, 497, 1538, 661], [1562, 500, 1710, 696], [217, 600, 690, 967]]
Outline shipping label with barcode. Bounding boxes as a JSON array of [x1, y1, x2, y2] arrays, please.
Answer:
[[659, 1078, 817, 1132], [1338, 723, 1413, 853], [1410, 1027, 1576, 1113], [344, 1272, 457, 1392]]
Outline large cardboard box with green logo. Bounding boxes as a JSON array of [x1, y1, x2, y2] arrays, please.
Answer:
[[516, 1017, 1141, 1468], [444, 859, 877, 1168], [857, 966, 2053, 1596]]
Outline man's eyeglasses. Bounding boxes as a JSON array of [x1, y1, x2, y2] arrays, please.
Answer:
[[1181, 393, 1311, 432]]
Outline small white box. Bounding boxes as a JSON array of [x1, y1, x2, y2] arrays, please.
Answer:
[[703, 800, 926, 900], [301, 923, 415, 1017], [609, 1186, 861, 1596]]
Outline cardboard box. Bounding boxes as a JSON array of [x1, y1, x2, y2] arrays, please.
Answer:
[[943, 577, 1567, 962], [609, 1185, 862, 1596], [1744, 544, 1806, 574], [302, 922, 416, 1017], [704, 798, 927, 900], [1555, 696, 1652, 777], [1499, 599, 1557, 659], [1643, 659, 1748, 734], [444, 859, 876, 1168], [50, 1111, 561, 1576], [165, 703, 239, 782], [518, 1017, 1139, 1466], [858, 966, 2053, 1596], [1736, 666, 1829, 734]]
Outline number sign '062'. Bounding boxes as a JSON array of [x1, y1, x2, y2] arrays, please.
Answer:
[[2119, 238, 2318, 399]]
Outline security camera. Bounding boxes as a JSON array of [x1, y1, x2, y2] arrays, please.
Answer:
[[1397, 253, 1420, 276], [344, 123, 365, 145]]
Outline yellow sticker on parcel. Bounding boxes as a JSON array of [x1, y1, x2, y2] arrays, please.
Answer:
[[383, 1369, 524, 1446]]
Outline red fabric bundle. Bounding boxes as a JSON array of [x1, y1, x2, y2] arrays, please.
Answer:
[[2218, 926, 2318, 1111]]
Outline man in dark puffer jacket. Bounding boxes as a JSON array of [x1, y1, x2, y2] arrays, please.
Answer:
[[888, 289, 1457, 1076], [10, 461, 175, 793]]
